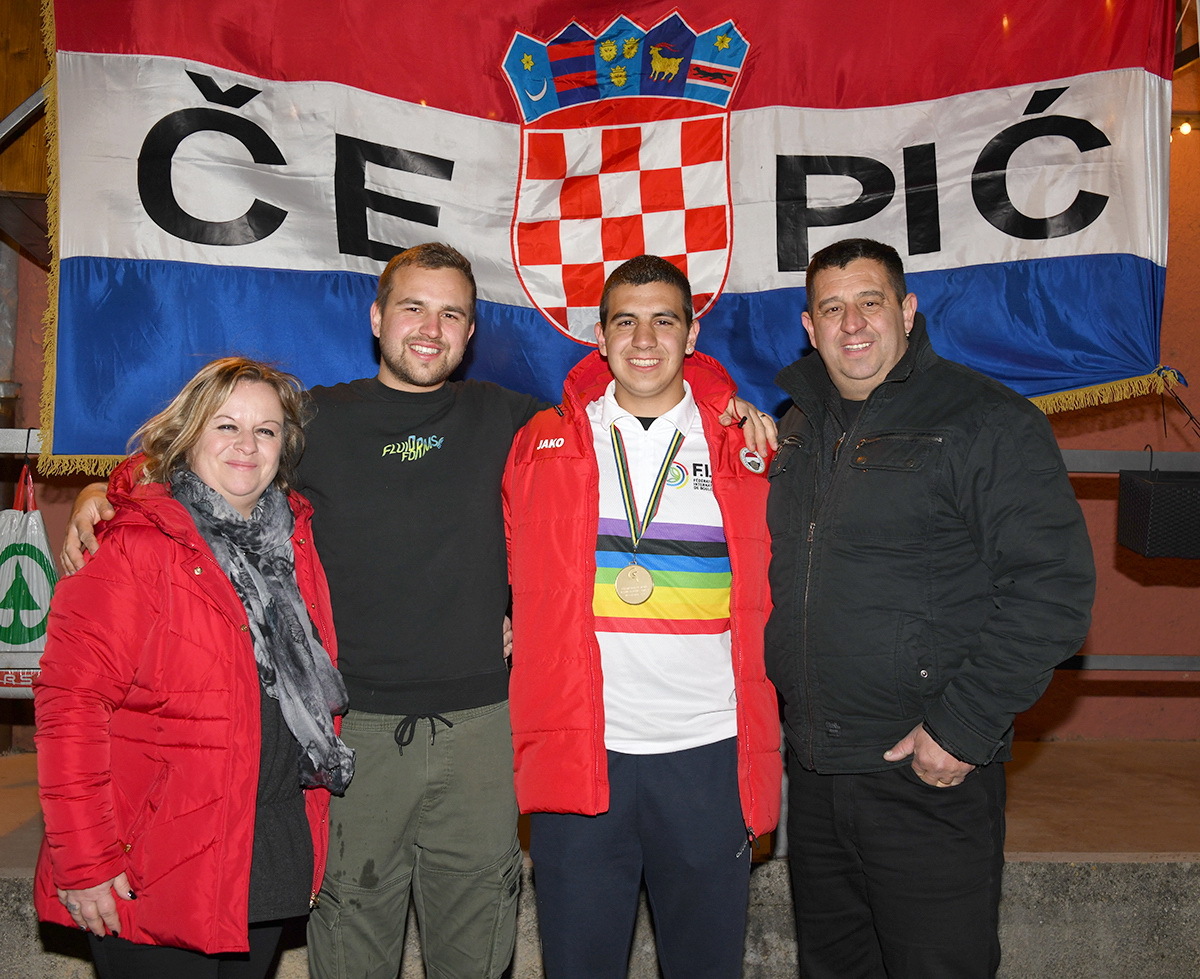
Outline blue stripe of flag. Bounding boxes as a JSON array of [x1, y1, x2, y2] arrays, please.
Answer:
[[52, 253, 1164, 455]]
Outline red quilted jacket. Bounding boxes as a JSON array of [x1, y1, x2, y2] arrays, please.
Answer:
[[503, 351, 782, 837], [34, 458, 337, 954]]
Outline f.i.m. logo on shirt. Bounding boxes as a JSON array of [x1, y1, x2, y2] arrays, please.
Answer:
[[502, 13, 748, 343], [689, 462, 713, 492], [381, 435, 445, 460]]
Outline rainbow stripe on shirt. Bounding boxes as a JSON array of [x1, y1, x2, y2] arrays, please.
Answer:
[[593, 517, 731, 635]]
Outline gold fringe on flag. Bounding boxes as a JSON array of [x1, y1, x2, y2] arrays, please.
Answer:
[[37, 0, 120, 477], [1030, 367, 1182, 415]]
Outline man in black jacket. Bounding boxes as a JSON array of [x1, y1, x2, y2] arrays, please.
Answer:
[[766, 238, 1095, 979]]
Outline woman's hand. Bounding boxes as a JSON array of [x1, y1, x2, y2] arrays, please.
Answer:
[[58, 872, 135, 936]]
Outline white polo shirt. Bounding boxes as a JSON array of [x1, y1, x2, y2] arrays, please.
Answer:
[[587, 381, 737, 754]]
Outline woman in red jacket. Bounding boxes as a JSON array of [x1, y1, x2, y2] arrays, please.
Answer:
[[34, 357, 354, 979]]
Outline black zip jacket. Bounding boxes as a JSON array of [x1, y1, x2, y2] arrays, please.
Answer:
[[765, 317, 1095, 772]]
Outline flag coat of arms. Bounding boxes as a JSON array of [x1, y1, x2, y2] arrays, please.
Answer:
[[44, 0, 1176, 467], [504, 14, 746, 341]]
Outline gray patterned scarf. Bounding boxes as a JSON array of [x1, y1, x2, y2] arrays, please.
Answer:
[[171, 468, 355, 794]]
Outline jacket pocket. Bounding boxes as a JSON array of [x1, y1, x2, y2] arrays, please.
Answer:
[[115, 761, 172, 882], [767, 433, 813, 538], [848, 432, 944, 472], [487, 845, 523, 975], [893, 614, 939, 718], [768, 433, 805, 478], [835, 431, 947, 540]]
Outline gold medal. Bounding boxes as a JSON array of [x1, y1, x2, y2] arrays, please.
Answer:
[[614, 564, 654, 605], [609, 422, 681, 607]]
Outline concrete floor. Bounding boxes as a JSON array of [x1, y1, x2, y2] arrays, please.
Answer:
[[1004, 740, 1200, 860], [0, 750, 39, 876]]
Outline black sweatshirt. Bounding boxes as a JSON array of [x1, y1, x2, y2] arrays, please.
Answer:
[[298, 378, 542, 715]]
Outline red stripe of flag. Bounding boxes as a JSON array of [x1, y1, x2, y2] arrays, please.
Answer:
[[53, 1, 1174, 119]]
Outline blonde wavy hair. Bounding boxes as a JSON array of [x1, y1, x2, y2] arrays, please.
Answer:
[[130, 357, 311, 490]]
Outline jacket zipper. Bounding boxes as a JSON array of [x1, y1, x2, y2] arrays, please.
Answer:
[[853, 432, 945, 451], [583, 417, 606, 810], [118, 762, 172, 854], [800, 514, 818, 769], [707, 414, 757, 847], [799, 404, 870, 768]]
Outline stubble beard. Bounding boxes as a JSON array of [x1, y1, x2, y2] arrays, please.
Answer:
[[380, 345, 463, 391]]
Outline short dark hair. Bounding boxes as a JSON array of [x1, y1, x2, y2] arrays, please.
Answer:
[[131, 357, 310, 491], [375, 242, 477, 324], [806, 239, 907, 315], [598, 255, 693, 329]]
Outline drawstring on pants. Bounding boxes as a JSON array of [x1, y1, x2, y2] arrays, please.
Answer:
[[393, 713, 454, 754]]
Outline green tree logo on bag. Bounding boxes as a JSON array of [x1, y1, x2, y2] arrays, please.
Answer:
[[0, 543, 57, 646]]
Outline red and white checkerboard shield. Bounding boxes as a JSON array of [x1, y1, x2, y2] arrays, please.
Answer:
[[512, 102, 733, 343]]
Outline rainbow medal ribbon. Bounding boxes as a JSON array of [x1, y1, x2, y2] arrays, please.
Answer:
[[610, 422, 684, 605]]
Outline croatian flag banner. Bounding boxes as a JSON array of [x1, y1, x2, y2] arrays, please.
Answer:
[[46, 0, 1174, 467]]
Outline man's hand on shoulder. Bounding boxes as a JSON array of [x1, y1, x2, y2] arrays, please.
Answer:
[[884, 723, 975, 788], [719, 396, 778, 456], [60, 482, 114, 575]]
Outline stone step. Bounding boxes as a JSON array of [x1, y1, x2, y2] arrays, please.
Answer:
[[6, 859, 1200, 979]]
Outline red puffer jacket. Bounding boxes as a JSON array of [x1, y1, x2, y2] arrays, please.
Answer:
[[503, 351, 782, 837], [34, 458, 337, 954]]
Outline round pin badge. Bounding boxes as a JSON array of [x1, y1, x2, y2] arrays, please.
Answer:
[[739, 447, 765, 473]]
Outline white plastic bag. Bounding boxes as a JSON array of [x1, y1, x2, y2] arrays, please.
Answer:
[[0, 465, 59, 698]]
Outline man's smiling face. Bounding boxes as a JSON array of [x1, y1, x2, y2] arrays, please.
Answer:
[[801, 257, 916, 401], [370, 265, 476, 392], [595, 281, 699, 417]]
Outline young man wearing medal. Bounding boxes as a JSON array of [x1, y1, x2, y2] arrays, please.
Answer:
[[502, 255, 782, 978]]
